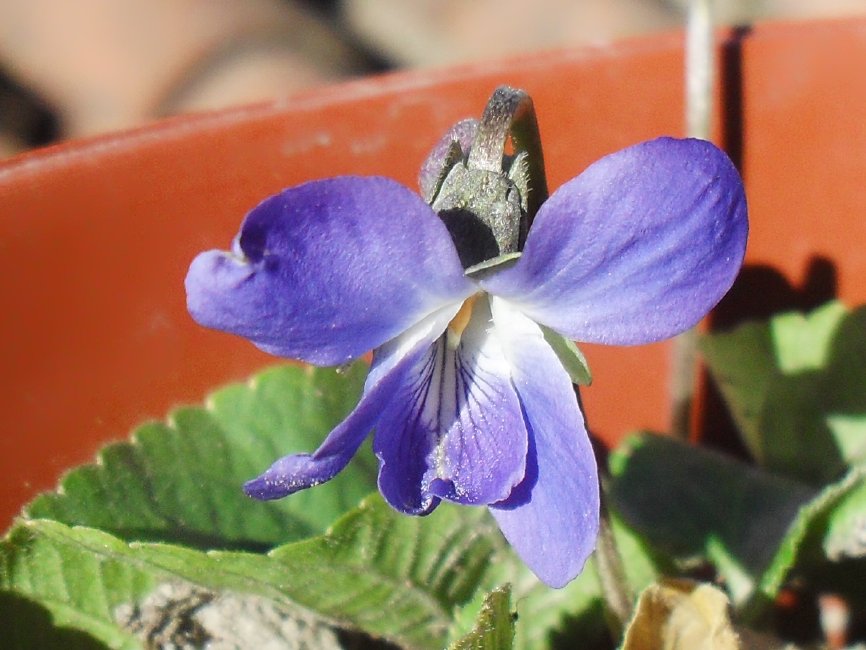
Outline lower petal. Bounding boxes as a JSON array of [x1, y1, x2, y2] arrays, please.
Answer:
[[244, 304, 458, 500], [374, 296, 529, 514], [372, 342, 442, 515], [488, 297, 600, 588]]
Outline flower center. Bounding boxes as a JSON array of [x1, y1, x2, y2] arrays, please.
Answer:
[[446, 294, 480, 349]]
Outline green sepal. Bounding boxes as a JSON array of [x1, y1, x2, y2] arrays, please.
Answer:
[[464, 252, 522, 279], [541, 325, 592, 386]]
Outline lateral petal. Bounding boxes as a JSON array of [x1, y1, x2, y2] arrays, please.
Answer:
[[244, 303, 459, 500], [186, 176, 475, 366], [488, 297, 599, 588], [481, 138, 748, 345], [374, 296, 528, 514]]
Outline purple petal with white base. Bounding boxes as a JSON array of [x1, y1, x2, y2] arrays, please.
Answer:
[[185, 111, 748, 591], [186, 176, 475, 366], [481, 138, 748, 345], [245, 304, 460, 500], [488, 297, 599, 588], [374, 297, 528, 514]]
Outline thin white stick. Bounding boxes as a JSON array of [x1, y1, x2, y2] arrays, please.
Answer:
[[686, 0, 715, 140], [671, 0, 715, 439]]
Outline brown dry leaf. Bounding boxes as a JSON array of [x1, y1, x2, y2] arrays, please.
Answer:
[[621, 579, 740, 650]]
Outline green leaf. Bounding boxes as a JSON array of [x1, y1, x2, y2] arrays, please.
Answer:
[[825, 414, 866, 468], [5, 356, 636, 648], [770, 302, 848, 373], [1, 521, 159, 649], [609, 433, 814, 607], [610, 433, 866, 618], [744, 464, 866, 617], [239, 496, 648, 649], [506, 562, 606, 650], [5, 357, 659, 648], [699, 316, 777, 461], [0, 591, 109, 650], [4, 491, 647, 649], [24, 363, 377, 549], [820, 466, 866, 561], [0, 519, 356, 649], [449, 586, 514, 650], [250, 496, 502, 647], [3, 497, 504, 649], [701, 301, 866, 483]]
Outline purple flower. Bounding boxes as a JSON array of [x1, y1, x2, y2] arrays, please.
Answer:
[[185, 136, 747, 588]]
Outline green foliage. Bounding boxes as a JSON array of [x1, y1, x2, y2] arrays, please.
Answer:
[[701, 301, 866, 483], [703, 300, 866, 592], [609, 300, 866, 627], [610, 433, 866, 615], [2, 500, 487, 649], [3, 495, 641, 649], [449, 586, 514, 650], [609, 434, 813, 607], [25, 363, 377, 549], [1, 521, 156, 649], [820, 468, 866, 561], [18, 296, 866, 647], [2, 361, 654, 648]]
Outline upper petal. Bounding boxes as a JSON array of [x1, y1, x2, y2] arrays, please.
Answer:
[[244, 303, 459, 500], [488, 297, 599, 588], [186, 176, 476, 366], [374, 296, 529, 514], [480, 138, 748, 345]]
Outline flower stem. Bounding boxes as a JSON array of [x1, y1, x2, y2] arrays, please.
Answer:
[[670, 0, 715, 439], [468, 86, 549, 217], [595, 496, 634, 641], [578, 388, 634, 640]]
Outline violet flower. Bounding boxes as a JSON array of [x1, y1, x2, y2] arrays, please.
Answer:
[[185, 91, 747, 588]]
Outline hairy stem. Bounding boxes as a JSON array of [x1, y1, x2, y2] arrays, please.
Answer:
[[578, 388, 634, 640], [595, 497, 634, 642]]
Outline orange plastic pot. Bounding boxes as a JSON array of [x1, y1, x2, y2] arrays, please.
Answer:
[[2, 17, 866, 531]]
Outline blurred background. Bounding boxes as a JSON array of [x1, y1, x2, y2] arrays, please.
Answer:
[[1, 0, 865, 159]]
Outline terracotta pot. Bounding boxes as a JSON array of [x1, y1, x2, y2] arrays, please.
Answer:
[[2, 17, 865, 531]]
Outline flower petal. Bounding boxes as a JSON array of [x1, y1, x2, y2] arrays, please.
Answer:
[[186, 176, 475, 366], [244, 303, 459, 500], [488, 297, 599, 588], [374, 296, 528, 514], [481, 138, 748, 345]]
